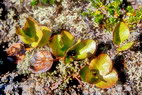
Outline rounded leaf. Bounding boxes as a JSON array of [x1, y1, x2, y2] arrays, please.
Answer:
[[49, 31, 75, 57], [113, 22, 130, 45], [22, 17, 40, 42], [95, 69, 118, 88], [37, 26, 52, 47], [16, 17, 41, 44], [61, 30, 75, 49], [49, 34, 65, 57], [89, 54, 112, 75], [80, 65, 99, 84], [16, 27, 32, 44], [31, 28, 43, 48], [66, 39, 96, 60]]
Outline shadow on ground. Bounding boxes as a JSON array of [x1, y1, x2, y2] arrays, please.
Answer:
[[113, 55, 127, 84], [0, 42, 17, 75]]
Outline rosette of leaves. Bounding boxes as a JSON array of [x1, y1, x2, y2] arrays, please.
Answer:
[[113, 21, 134, 51], [80, 54, 118, 88], [49, 30, 96, 63], [16, 17, 52, 48]]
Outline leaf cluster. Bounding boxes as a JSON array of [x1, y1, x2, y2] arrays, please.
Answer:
[[16, 17, 52, 48], [80, 54, 118, 88], [16, 17, 122, 89], [83, 0, 141, 31], [16, 17, 96, 63], [49, 30, 97, 63]]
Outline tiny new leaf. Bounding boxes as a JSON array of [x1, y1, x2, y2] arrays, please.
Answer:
[[113, 22, 130, 45]]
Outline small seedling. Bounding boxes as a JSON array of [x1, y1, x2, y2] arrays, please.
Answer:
[[80, 54, 118, 88]]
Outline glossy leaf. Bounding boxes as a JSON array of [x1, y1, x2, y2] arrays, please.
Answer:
[[89, 54, 112, 75], [66, 39, 96, 60], [37, 26, 52, 47], [16, 27, 32, 44], [22, 17, 39, 42], [80, 65, 99, 84], [80, 54, 118, 88], [31, 29, 43, 48], [16, 17, 52, 48], [113, 22, 130, 45], [117, 42, 134, 51], [95, 69, 118, 88], [61, 30, 75, 50], [49, 34, 65, 57], [49, 31, 75, 57], [16, 17, 39, 44]]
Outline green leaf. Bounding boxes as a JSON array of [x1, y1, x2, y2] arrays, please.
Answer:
[[49, 31, 75, 57], [37, 26, 52, 47], [95, 69, 118, 88], [89, 54, 112, 75], [113, 22, 130, 45], [17, 17, 52, 48], [94, 14, 104, 24], [31, 29, 43, 48], [16, 27, 32, 44], [17, 17, 40, 43], [80, 54, 118, 88], [49, 0, 55, 4], [49, 34, 65, 57], [117, 42, 134, 51], [30, 0, 38, 6], [80, 65, 99, 84], [61, 30, 75, 51], [41, 0, 55, 4], [66, 39, 96, 60], [23, 17, 39, 41]]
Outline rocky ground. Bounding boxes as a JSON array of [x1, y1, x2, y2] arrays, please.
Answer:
[[0, 0, 142, 95]]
